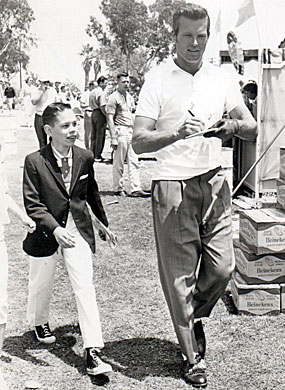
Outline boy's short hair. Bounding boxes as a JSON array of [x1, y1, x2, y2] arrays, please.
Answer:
[[42, 102, 72, 126], [117, 72, 129, 81], [173, 3, 210, 37]]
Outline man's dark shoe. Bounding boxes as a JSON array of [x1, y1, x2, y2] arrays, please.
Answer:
[[129, 190, 151, 198], [84, 348, 112, 376], [194, 320, 206, 359], [114, 190, 127, 197], [35, 323, 56, 344], [181, 356, 207, 388]]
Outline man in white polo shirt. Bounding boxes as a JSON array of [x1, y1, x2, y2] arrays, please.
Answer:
[[133, 3, 257, 388]]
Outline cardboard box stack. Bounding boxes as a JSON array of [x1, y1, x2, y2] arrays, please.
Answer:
[[232, 208, 285, 315], [231, 148, 285, 314]]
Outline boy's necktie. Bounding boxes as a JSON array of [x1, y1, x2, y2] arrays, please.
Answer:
[[61, 157, 70, 178]]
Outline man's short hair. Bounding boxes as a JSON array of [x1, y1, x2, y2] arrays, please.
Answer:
[[97, 76, 107, 85], [173, 3, 210, 37], [117, 72, 129, 81], [42, 102, 72, 126]]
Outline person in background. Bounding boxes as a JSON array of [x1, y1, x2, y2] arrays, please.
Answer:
[[81, 81, 95, 150], [31, 79, 57, 148], [22, 77, 35, 128], [4, 82, 15, 112], [0, 138, 35, 390], [23, 102, 112, 377], [54, 81, 61, 95], [133, 3, 257, 387], [89, 76, 108, 162], [73, 106, 85, 149], [106, 72, 150, 197], [241, 80, 257, 120]]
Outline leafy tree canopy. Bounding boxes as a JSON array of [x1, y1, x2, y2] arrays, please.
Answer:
[[0, 0, 35, 79], [85, 0, 187, 79]]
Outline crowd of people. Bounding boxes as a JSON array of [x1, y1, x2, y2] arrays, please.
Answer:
[[0, 3, 258, 389]]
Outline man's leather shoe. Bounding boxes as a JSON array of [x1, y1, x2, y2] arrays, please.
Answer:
[[181, 358, 207, 388], [194, 320, 206, 359]]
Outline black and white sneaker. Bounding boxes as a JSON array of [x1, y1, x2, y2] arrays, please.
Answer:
[[35, 323, 56, 344], [84, 348, 112, 376]]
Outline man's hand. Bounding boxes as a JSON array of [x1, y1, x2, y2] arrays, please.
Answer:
[[203, 119, 239, 141], [53, 227, 76, 248], [175, 117, 205, 140], [110, 137, 118, 150]]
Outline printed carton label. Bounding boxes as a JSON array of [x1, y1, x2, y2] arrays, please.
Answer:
[[234, 246, 285, 282], [240, 216, 285, 253], [231, 281, 280, 315]]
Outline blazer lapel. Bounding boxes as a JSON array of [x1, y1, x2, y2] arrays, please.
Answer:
[[70, 146, 82, 195], [42, 144, 68, 194]]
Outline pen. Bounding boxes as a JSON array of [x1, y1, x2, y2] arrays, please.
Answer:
[[188, 109, 195, 117]]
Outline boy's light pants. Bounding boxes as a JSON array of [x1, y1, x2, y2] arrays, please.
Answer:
[[27, 213, 104, 349]]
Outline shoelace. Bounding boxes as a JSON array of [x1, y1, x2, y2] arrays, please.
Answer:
[[42, 325, 52, 337], [89, 348, 101, 366], [188, 354, 206, 374]]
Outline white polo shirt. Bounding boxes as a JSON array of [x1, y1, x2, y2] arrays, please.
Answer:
[[136, 58, 243, 180]]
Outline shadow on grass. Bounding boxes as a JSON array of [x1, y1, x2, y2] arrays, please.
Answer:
[[99, 190, 117, 196], [103, 337, 182, 380], [3, 324, 182, 382]]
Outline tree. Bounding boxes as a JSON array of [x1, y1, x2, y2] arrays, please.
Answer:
[[86, 0, 148, 73], [0, 0, 35, 80], [79, 44, 94, 87], [85, 0, 187, 79], [147, 0, 187, 63]]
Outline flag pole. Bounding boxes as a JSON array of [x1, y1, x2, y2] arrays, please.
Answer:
[[252, 0, 264, 200]]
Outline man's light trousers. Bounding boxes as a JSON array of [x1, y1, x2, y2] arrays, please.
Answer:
[[152, 168, 234, 365], [113, 126, 142, 193]]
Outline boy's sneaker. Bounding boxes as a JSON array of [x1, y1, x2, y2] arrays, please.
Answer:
[[35, 323, 56, 344], [84, 347, 112, 376]]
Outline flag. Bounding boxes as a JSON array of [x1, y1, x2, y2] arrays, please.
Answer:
[[235, 0, 255, 28], [215, 9, 221, 33]]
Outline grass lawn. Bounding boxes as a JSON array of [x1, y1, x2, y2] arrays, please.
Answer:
[[1, 113, 285, 390]]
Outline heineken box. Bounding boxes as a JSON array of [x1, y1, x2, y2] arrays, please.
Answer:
[[281, 284, 285, 313], [233, 239, 285, 284], [239, 208, 285, 254], [231, 271, 280, 315], [276, 178, 285, 210]]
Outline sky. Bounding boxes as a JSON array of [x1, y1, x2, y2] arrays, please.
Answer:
[[25, 0, 285, 90]]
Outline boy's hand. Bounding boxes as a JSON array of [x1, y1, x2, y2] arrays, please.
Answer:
[[53, 227, 76, 248], [22, 215, 36, 233]]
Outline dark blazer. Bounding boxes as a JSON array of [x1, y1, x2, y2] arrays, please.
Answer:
[[23, 143, 108, 257]]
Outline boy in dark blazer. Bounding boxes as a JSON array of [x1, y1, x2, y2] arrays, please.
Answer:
[[23, 102, 112, 376]]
